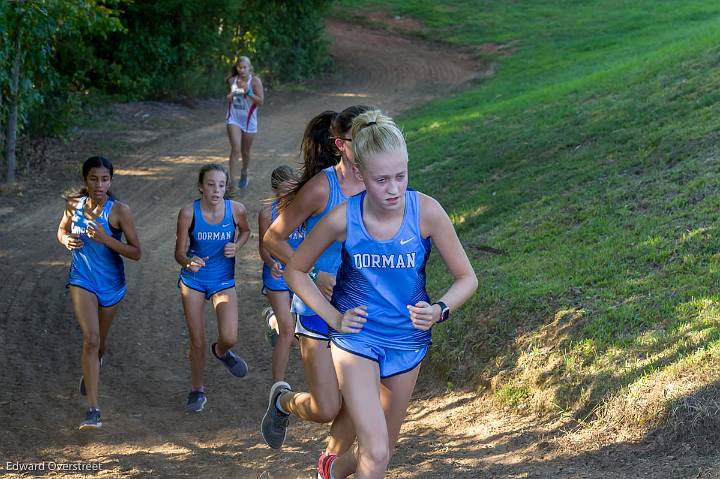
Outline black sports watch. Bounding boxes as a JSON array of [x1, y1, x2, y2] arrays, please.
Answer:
[[433, 301, 450, 323]]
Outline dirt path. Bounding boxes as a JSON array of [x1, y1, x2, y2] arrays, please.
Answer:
[[0, 19, 717, 479]]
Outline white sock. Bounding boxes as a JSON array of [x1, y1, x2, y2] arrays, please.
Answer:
[[275, 392, 290, 415]]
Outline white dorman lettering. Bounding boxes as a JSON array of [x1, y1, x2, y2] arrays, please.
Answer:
[[196, 231, 233, 241], [353, 252, 416, 269]]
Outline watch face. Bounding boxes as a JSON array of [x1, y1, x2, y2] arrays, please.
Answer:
[[441, 308, 450, 321]]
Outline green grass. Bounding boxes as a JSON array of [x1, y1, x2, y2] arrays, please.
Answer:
[[334, 1, 720, 427]]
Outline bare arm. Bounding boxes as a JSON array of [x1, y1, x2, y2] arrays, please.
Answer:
[[258, 204, 277, 268], [264, 173, 329, 264], [408, 194, 478, 329], [248, 76, 264, 106], [226, 76, 235, 100], [175, 205, 199, 269], [264, 174, 337, 297], [285, 204, 367, 333], [224, 201, 251, 257], [57, 200, 84, 250]]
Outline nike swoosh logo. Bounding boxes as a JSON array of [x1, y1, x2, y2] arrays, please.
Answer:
[[400, 237, 414, 245], [222, 223, 231, 227]]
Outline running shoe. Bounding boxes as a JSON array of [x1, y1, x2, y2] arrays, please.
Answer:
[[79, 408, 102, 430], [262, 307, 279, 347], [238, 174, 249, 189], [317, 452, 337, 479], [186, 390, 207, 413], [212, 342, 248, 378], [79, 356, 103, 396], [261, 381, 291, 449]]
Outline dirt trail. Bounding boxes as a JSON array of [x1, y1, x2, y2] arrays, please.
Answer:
[[0, 18, 716, 479]]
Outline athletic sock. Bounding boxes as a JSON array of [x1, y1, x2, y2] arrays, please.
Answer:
[[275, 391, 290, 415]]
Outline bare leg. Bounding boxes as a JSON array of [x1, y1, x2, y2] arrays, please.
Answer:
[[180, 283, 207, 390], [327, 401, 354, 455], [97, 305, 116, 361], [240, 131, 256, 177], [211, 288, 238, 356], [70, 287, 118, 410], [279, 337, 356, 455], [330, 346, 421, 479], [227, 124, 243, 186], [267, 290, 294, 382]]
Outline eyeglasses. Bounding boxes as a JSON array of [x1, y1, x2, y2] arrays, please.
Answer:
[[332, 137, 352, 142]]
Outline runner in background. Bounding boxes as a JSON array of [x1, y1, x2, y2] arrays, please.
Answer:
[[226, 55, 264, 190], [175, 163, 251, 413], [258, 165, 305, 382], [261, 106, 372, 464]]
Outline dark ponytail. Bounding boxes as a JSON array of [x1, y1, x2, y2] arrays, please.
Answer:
[[331, 104, 374, 138], [278, 110, 338, 209], [277, 105, 375, 210]]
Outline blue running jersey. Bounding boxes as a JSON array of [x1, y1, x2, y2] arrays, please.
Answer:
[[182, 199, 235, 282], [68, 196, 125, 295], [292, 166, 348, 316], [263, 200, 305, 292], [331, 190, 432, 350]]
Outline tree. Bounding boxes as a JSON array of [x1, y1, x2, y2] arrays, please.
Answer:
[[1, 0, 122, 184]]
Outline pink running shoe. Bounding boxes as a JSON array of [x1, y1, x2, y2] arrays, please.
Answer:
[[316, 452, 337, 479]]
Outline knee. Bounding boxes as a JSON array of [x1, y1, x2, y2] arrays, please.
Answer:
[[314, 395, 341, 423], [360, 440, 390, 471], [82, 333, 100, 351], [218, 334, 236, 349]]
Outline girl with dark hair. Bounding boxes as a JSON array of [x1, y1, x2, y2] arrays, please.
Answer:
[[175, 163, 251, 413], [226, 55, 264, 190], [261, 105, 372, 465], [258, 165, 305, 383], [56, 156, 142, 430]]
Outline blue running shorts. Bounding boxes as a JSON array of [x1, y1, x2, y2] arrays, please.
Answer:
[[178, 274, 235, 300], [294, 313, 330, 340], [330, 337, 428, 379], [67, 280, 127, 308], [262, 263, 289, 294]]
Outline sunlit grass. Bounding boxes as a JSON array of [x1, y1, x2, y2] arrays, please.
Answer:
[[336, 0, 720, 432]]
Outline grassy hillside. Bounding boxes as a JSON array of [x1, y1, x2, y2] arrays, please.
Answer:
[[336, 0, 720, 439]]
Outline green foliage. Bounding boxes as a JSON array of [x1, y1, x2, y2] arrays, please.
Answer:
[[242, 1, 333, 84], [336, 0, 720, 419], [65, 0, 333, 99], [1, 0, 333, 180], [0, 0, 123, 180]]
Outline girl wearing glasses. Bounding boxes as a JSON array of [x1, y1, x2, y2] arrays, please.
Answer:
[[226, 55, 264, 190], [261, 106, 371, 465], [285, 110, 478, 478]]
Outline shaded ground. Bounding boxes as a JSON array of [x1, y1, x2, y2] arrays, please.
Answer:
[[0, 19, 716, 479]]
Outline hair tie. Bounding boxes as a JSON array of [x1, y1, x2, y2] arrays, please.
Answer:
[[366, 121, 377, 126]]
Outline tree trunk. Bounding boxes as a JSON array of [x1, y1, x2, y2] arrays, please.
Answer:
[[4, 12, 22, 185]]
